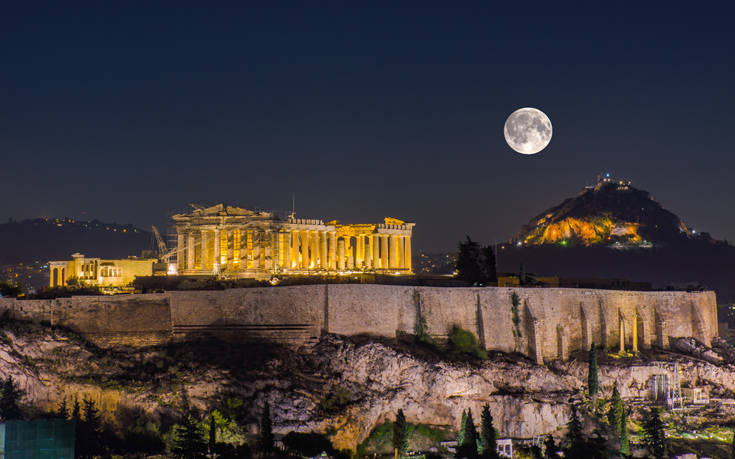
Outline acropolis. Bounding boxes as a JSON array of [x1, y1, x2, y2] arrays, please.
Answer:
[[172, 203, 415, 278]]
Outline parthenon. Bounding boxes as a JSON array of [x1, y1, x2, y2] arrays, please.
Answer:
[[172, 204, 415, 278]]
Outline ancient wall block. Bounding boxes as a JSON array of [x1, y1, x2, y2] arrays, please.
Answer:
[[478, 288, 517, 353], [417, 287, 478, 340], [326, 284, 414, 338], [169, 285, 325, 345]]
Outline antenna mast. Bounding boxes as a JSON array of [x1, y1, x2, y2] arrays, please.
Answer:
[[290, 192, 296, 219]]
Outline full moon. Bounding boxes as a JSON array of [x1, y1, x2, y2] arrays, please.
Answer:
[[504, 107, 552, 155]]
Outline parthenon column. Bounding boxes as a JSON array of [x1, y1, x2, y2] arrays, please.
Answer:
[[380, 235, 388, 270], [389, 235, 397, 269], [337, 238, 345, 270], [403, 235, 412, 272], [187, 231, 195, 270], [253, 231, 261, 270], [201, 230, 209, 270], [329, 231, 337, 269], [356, 236, 365, 269], [311, 230, 319, 270], [320, 231, 327, 269], [365, 236, 373, 269], [372, 235, 379, 269], [290, 230, 298, 268], [177, 233, 185, 272], [300, 230, 309, 269], [213, 229, 221, 269], [226, 230, 233, 268]]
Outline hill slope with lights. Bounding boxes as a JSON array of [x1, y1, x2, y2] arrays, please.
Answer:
[[515, 174, 697, 249], [498, 174, 735, 302]]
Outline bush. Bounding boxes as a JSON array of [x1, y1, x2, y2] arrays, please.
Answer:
[[283, 432, 333, 456], [318, 385, 353, 413], [449, 326, 488, 359]]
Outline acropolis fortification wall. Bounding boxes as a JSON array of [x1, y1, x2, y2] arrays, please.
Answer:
[[0, 285, 718, 363]]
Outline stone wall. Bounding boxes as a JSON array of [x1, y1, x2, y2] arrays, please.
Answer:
[[0, 286, 718, 361]]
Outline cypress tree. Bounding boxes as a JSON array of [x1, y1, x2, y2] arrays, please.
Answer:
[[642, 406, 667, 459], [588, 343, 599, 402], [620, 407, 630, 456], [608, 383, 623, 436], [479, 404, 498, 458], [458, 409, 468, 446], [208, 414, 216, 454], [456, 409, 479, 458], [0, 376, 24, 420], [392, 408, 409, 457], [258, 402, 274, 455]]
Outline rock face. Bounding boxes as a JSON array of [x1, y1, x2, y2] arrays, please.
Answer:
[[3, 319, 735, 452]]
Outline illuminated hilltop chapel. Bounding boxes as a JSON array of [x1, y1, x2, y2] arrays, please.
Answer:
[[172, 204, 415, 278]]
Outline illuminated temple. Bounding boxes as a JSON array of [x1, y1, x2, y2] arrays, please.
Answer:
[[172, 204, 415, 278]]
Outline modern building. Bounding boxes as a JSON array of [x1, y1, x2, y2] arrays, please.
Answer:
[[0, 419, 75, 458], [48, 252, 157, 291], [171, 203, 415, 278]]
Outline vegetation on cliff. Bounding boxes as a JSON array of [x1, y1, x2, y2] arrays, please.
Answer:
[[1, 316, 735, 457]]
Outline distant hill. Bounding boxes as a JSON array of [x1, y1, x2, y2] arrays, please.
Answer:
[[498, 174, 735, 302], [0, 218, 151, 264]]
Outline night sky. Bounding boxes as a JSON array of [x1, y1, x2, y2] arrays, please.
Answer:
[[2, 3, 734, 252]]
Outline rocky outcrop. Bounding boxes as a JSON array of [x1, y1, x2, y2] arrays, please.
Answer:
[[3, 319, 735, 452]]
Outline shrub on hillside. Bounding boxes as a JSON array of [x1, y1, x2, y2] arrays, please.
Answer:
[[449, 326, 488, 359]]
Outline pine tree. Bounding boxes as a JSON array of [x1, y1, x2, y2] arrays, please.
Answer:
[[393, 408, 409, 457], [642, 406, 667, 459], [608, 383, 623, 436], [171, 414, 207, 459], [479, 404, 498, 458], [457, 237, 484, 284], [258, 402, 274, 455], [620, 407, 630, 456], [77, 397, 103, 459], [480, 245, 497, 284], [562, 404, 584, 457], [588, 344, 599, 402], [56, 397, 69, 419], [0, 376, 24, 420], [71, 398, 81, 422]]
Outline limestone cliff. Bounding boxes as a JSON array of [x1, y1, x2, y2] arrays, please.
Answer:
[[2, 319, 735, 453]]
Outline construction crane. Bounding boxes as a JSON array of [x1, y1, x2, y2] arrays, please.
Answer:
[[152, 226, 168, 258]]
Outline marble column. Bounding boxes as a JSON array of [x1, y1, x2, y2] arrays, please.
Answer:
[[283, 231, 291, 269], [372, 235, 379, 269], [177, 233, 185, 272], [365, 236, 373, 270], [356, 236, 365, 269], [320, 231, 328, 269], [187, 231, 195, 270], [380, 235, 388, 270], [226, 230, 233, 268], [337, 238, 345, 270], [253, 231, 261, 270], [310, 230, 318, 270], [213, 229, 221, 269], [300, 230, 309, 269], [201, 230, 208, 270], [329, 231, 337, 270], [389, 235, 397, 269], [290, 230, 298, 268], [403, 235, 412, 272]]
